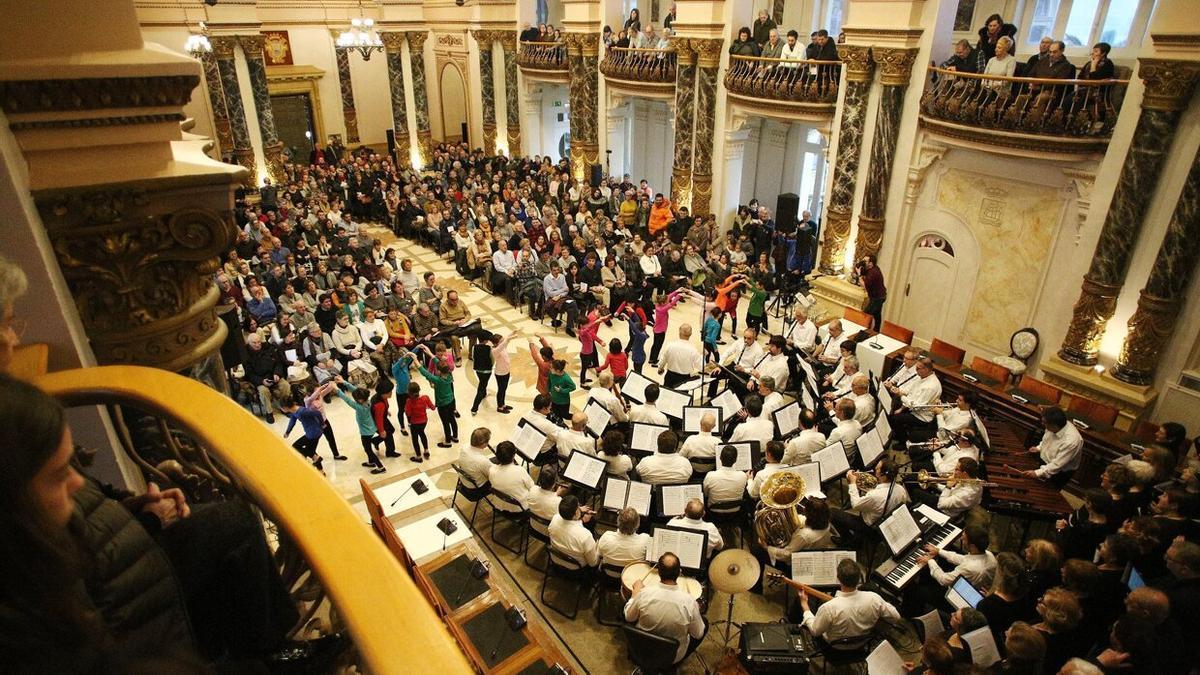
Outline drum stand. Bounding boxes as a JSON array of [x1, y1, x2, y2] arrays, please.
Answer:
[[709, 591, 744, 647], [705, 549, 761, 649]]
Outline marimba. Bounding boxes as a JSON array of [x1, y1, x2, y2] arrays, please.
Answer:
[[982, 418, 1071, 523]]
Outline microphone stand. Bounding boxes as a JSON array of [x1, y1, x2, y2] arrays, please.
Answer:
[[389, 479, 421, 508]]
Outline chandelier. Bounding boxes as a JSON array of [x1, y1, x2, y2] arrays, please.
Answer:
[[335, 3, 383, 61], [185, 21, 212, 56]]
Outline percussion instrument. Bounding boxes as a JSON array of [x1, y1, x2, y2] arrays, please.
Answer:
[[620, 561, 702, 600], [707, 548, 762, 594]]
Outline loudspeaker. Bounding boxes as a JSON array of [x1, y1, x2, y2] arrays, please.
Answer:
[[386, 129, 396, 157], [590, 163, 603, 188], [776, 192, 800, 226]]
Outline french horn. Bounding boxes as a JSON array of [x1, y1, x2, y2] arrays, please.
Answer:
[[754, 471, 806, 548]]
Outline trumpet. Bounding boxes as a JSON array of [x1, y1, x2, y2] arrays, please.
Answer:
[[906, 402, 949, 412]]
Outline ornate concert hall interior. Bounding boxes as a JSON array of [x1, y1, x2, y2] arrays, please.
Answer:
[[2, 0, 1199, 673]]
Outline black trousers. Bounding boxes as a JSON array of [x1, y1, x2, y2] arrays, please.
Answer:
[[663, 370, 691, 389], [319, 420, 341, 457], [891, 411, 937, 447], [865, 297, 885, 332], [649, 332, 667, 363], [495, 373, 510, 408], [472, 369, 492, 412]]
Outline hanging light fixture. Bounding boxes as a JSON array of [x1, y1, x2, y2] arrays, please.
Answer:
[[335, 1, 383, 61], [185, 21, 213, 56]]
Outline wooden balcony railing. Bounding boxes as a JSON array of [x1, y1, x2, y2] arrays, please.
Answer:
[[517, 41, 568, 71], [723, 54, 842, 106], [36, 366, 472, 675], [600, 47, 677, 84], [919, 66, 1128, 148]]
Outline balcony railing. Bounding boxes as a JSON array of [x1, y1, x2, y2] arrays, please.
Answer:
[[37, 365, 472, 675], [600, 47, 677, 84], [517, 41, 568, 71], [724, 55, 842, 107], [919, 66, 1128, 151]]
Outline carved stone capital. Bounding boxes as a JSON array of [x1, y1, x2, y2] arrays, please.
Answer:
[[473, 30, 494, 49], [1111, 290, 1179, 384], [1059, 276, 1122, 365], [382, 32, 406, 53], [408, 30, 430, 50], [238, 34, 266, 59], [211, 36, 239, 60], [1137, 58, 1200, 111], [671, 37, 696, 66], [841, 45, 874, 83], [873, 47, 918, 86], [819, 207, 853, 273], [691, 38, 723, 69], [500, 32, 517, 52]]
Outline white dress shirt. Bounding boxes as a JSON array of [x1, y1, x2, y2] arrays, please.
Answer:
[[628, 403, 670, 426], [780, 41, 805, 65], [455, 444, 493, 487], [786, 319, 818, 350], [666, 516, 723, 556], [556, 428, 596, 458], [937, 407, 974, 431], [488, 463, 533, 511], [549, 514, 600, 568], [602, 452, 634, 476], [813, 330, 843, 362], [753, 352, 790, 391], [730, 416, 775, 446], [887, 364, 919, 394], [827, 418, 863, 454], [927, 549, 997, 587], [491, 249, 516, 275], [802, 589, 901, 642], [525, 486, 562, 520], [589, 385, 629, 423], [901, 373, 943, 422], [639, 254, 662, 277], [761, 391, 785, 418], [848, 481, 910, 526], [767, 525, 834, 563], [936, 482, 983, 517], [524, 411, 564, 454], [1034, 423, 1083, 479], [704, 468, 749, 504], [719, 339, 764, 372], [636, 453, 694, 485], [624, 584, 705, 664], [934, 444, 981, 475], [597, 531, 651, 565], [680, 432, 719, 460], [659, 340, 703, 376], [851, 394, 875, 425], [748, 462, 783, 499], [784, 429, 826, 466]]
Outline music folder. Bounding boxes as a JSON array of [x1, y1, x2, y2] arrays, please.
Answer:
[[601, 476, 652, 516], [629, 422, 669, 454], [726, 441, 761, 472], [773, 400, 802, 438], [683, 405, 722, 433], [562, 449, 607, 490], [646, 525, 708, 571], [874, 408, 892, 443], [511, 419, 549, 462], [581, 398, 612, 438], [621, 370, 653, 404], [658, 483, 703, 517], [790, 550, 856, 587], [656, 386, 691, 420], [856, 426, 887, 469], [710, 388, 743, 423], [778, 462, 823, 497], [811, 441, 850, 482]]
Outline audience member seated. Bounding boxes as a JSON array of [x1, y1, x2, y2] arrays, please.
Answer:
[[1032, 587, 1084, 674]]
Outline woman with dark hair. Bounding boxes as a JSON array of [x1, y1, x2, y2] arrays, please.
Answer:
[[622, 8, 641, 35], [1155, 421, 1189, 461], [1055, 487, 1113, 561], [729, 27, 760, 56], [975, 13, 1018, 71]]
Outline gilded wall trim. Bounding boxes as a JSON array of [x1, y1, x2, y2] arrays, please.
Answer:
[[0, 75, 199, 114]]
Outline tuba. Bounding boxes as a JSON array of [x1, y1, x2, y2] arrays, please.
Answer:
[[754, 471, 806, 548]]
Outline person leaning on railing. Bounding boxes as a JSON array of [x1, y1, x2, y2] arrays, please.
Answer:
[[982, 35, 1016, 91], [729, 26, 761, 57]]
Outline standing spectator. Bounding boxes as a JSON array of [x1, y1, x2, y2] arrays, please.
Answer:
[[856, 254, 886, 331], [752, 9, 776, 46], [623, 8, 641, 34], [975, 13, 1019, 72]]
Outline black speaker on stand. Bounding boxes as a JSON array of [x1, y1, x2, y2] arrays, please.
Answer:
[[590, 163, 603, 188], [776, 192, 800, 227], [386, 129, 396, 159]]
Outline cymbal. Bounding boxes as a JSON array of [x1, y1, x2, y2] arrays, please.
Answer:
[[707, 548, 761, 594]]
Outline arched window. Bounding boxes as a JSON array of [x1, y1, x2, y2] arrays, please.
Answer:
[[917, 234, 955, 256]]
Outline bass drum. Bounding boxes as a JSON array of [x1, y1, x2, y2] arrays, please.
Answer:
[[620, 561, 703, 600]]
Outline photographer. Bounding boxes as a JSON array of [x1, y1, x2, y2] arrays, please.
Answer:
[[855, 254, 887, 331]]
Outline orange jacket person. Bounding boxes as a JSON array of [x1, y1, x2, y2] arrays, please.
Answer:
[[648, 194, 675, 237]]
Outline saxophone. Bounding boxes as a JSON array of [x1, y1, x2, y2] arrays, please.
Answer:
[[754, 471, 806, 548]]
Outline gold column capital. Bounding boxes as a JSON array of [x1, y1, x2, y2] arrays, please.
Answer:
[[472, 29, 494, 48], [382, 31, 406, 53], [211, 36, 239, 60], [407, 30, 430, 50], [691, 38, 723, 69], [671, 37, 695, 66], [1137, 58, 1200, 111], [841, 45, 875, 82], [872, 47, 918, 86], [237, 34, 266, 58], [500, 32, 517, 52]]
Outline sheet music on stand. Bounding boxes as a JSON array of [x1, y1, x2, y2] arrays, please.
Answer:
[[711, 389, 743, 424], [791, 550, 857, 587], [874, 409, 892, 443], [880, 505, 922, 557], [800, 384, 816, 411], [857, 426, 887, 469], [511, 420, 549, 462], [779, 462, 823, 497], [581, 398, 613, 437], [914, 503, 951, 527], [601, 477, 652, 516], [878, 385, 894, 413], [812, 441, 850, 482], [621, 371, 653, 404], [683, 406, 722, 433], [773, 401, 801, 437], [656, 386, 691, 420], [865, 639, 907, 675], [647, 526, 707, 570], [659, 484, 703, 516], [630, 423, 669, 453], [726, 441, 761, 472], [672, 378, 706, 392], [562, 450, 607, 490]]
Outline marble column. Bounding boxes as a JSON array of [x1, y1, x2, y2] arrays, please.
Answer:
[[1112, 146, 1200, 384], [1058, 59, 1200, 365], [670, 38, 696, 210], [407, 30, 433, 166], [211, 36, 256, 184], [691, 38, 722, 217], [474, 30, 498, 155], [197, 49, 234, 161], [382, 32, 411, 167], [501, 33, 522, 155], [818, 45, 874, 274], [772, 0, 786, 24], [566, 33, 600, 182], [238, 35, 286, 184], [334, 48, 361, 143], [853, 47, 918, 261], [566, 34, 583, 174]]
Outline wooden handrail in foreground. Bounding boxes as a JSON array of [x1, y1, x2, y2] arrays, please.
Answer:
[[926, 65, 1128, 87], [728, 54, 842, 66], [35, 366, 472, 675], [607, 45, 673, 53]]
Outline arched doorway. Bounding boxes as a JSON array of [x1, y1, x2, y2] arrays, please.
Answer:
[[899, 234, 959, 343], [439, 63, 468, 143]]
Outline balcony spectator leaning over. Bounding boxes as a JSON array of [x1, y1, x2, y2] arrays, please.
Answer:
[[975, 13, 1018, 72], [940, 39, 977, 73], [761, 29, 783, 59], [730, 27, 760, 57]]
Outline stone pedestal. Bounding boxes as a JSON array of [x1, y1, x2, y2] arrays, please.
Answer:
[[808, 275, 868, 324], [1040, 355, 1157, 430]]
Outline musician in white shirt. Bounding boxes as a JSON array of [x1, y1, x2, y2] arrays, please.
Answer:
[[730, 396, 775, 446], [800, 559, 901, 642], [917, 523, 996, 587], [812, 320, 846, 369], [1022, 407, 1083, 488], [784, 410, 826, 466], [933, 430, 981, 475], [784, 306, 818, 352], [556, 412, 597, 458], [635, 430, 694, 484], [589, 373, 629, 423], [526, 468, 564, 520], [488, 442, 534, 512], [704, 445, 750, 503], [767, 497, 834, 563], [849, 375, 875, 426], [748, 441, 786, 500], [657, 325, 703, 389], [708, 328, 764, 398], [821, 351, 858, 396], [936, 392, 979, 433], [756, 377, 786, 418], [525, 395, 566, 456], [599, 430, 634, 476], [826, 399, 863, 454], [884, 350, 920, 397], [891, 357, 942, 446], [751, 336, 790, 392], [830, 460, 910, 545], [628, 383, 670, 425], [666, 499, 723, 557], [549, 495, 600, 568], [935, 458, 984, 517], [680, 413, 719, 460], [624, 553, 707, 665], [455, 428, 494, 488], [597, 508, 651, 565]]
